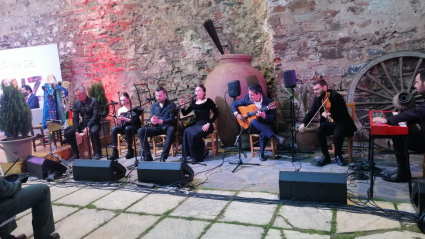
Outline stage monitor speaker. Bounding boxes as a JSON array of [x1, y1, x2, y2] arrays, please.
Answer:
[[279, 171, 347, 204], [24, 156, 67, 179], [137, 162, 194, 185], [283, 70, 297, 88], [228, 80, 241, 98], [411, 181, 425, 214], [73, 159, 126, 181]]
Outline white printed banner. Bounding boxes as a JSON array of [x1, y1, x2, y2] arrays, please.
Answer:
[[0, 44, 62, 100]]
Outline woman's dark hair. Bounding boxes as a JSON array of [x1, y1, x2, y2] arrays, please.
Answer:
[[120, 92, 130, 99], [196, 84, 206, 93]]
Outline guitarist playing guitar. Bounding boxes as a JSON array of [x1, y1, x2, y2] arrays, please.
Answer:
[[231, 84, 285, 161]]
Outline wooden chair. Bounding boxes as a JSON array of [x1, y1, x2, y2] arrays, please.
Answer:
[[152, 115, 179, 157], [117, 114, 144, 156], [328, 103, 355, 163], [30, 124, 46, 152], [204, 108, 219, 157], [249, 109, 278, 158]]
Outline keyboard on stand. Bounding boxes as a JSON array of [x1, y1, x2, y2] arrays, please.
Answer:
[[369, 111, 408, 136]]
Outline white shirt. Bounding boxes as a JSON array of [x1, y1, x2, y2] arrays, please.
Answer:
[[254, 95, 263, 110]]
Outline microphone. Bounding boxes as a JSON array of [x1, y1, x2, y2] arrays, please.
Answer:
[[189, 94, 197, 100], [106, 101, 119, 106], [146, 97, 156, 101]]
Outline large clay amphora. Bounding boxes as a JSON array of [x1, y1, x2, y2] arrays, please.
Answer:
[[204, 54, 267, 146]]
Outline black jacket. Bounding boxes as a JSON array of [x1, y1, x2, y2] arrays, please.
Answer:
[[387, 102, 425, 138], [73, 97, 101, 131], [302, 90, 357, 135]]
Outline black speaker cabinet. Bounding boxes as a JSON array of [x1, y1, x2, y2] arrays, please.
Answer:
[[283, 70, 297, 88], [279, 171, 347, 204], [137, 162, 194, 185], [411, 181, 425, 214], [73, 160, 126, 181], [228, 80, 241, 98], [24, 156, 67, 179]]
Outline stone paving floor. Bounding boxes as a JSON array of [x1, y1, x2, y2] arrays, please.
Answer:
[[9, 147, 425, 238]]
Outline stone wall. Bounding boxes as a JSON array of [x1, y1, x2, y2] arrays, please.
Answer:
[[268, 0, 425, 131], [0, 0, 271, 102]]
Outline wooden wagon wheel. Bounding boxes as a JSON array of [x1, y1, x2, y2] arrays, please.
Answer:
[[346, 51, 425, 149]]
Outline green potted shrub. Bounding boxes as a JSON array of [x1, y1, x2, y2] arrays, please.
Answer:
[[294, 82, 319, 151], [88, 81, 110, 137], [0, 83, 34, 162]]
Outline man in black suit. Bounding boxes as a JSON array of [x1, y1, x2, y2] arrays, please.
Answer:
[[137, 87, 176, 162], [299, 79, 356, 167], [0, 178, 60, 239], [373, 70, 425, 182], [64, 85, 102, 161], [21, 85, 39, 109], [231, 84, 284, 161]]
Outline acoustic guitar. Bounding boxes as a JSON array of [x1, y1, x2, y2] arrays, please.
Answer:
[[237, 101, 279, 129]]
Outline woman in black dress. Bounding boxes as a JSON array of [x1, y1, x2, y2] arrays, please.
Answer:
[[179, 85, 219, 162], [109, 92, 143, 160]]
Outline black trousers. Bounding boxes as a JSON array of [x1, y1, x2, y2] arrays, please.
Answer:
[[64, 125, 102, 156], [392, 133, 424, 174], [111, 126, 138, 149], [249, 119, 274, 156], [316, 122, 350, 157], [0, 184, 55, 239], [137, 125, 176, 158]]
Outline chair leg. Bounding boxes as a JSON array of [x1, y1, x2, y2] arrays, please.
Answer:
[[348, 137, 353, 163], [212, 133, 216, 157], [153, 137, 157, 157], [40, 129, 46, 147], [31, 129, 36, 152], [271, 138, 276, 159], [249, 135, 254, 158]]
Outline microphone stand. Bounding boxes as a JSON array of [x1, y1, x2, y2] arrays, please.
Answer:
[[229, 97, 259, 172]]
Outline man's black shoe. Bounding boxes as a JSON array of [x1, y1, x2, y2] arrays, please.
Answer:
[[335, 155, 346, 166], [92, 153, 102, 160], [316, 155, 331, 167], [275, 135, 285, 145], [109, 148, 119, 160], [382, 172, 409, 182], [259, 154, 267, 161], [143, 154, 153, 161], [125, 149, 135, 159], [49, 232, 60, 239]]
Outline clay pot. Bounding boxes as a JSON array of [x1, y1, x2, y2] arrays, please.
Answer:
[[204, 54, 267, 146], [295, 126, 318, 151]]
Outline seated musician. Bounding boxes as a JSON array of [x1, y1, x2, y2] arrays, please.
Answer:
[[179, 85, 219, 162], [298, 78, 356, 167], [372, 70, 425, 182], [231, 84, 284, 161], [109, 92, 143, 160], [137, 87, 176, 162], [64, 86, 102, 161]]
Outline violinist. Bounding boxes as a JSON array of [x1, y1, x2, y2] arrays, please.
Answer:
[[299, 78, 356, 167], [109, 92, 143, 160]]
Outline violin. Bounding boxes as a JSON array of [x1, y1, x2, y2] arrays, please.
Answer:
[[322, 92, 333, 123], [305, 91, 333, 128]]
